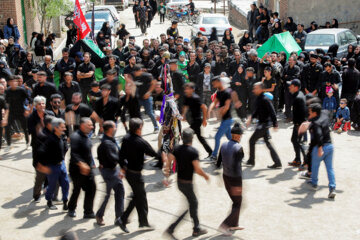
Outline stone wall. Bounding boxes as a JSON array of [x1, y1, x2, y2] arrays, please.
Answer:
[[229, 2, 248, 30]]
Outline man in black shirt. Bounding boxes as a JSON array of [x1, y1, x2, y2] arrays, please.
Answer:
[[55, 48, 76, 83], [166, 20, 179, 39], [95, 121, 129, 232], [77, 52, 95, 103], [119, 118, 161, 230], [283, 56, 301, 119], [46, 94, 65, 119], [288, 79, 306, 167], [59, 72, 81, 107], [31, 71, 58, 108], [5, 77, 32, 147], [164, 128, 209, 238], [246, 82, 281, 168], [99, 69, 119, 99], [68, 117, 97, 218], [123, 55, 137, 76], [187, 51, 200, 84], [38, 118, 69, 210], [133, 64, 159, 132], [182, 83, 212, 156], [119, 82, 141, 132], [94, 84, 120, 122], [39, 55, 55, 83]]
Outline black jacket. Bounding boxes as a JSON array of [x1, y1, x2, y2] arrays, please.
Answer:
[[69, 130, 93, 176], [309, 114, 331, 147], [292, 91, 306, 125], [97, 134, 121, 169], [39, 132, 68, 166], [341, 67, 360, 99], [301, 62, 323, 92], [252, 92, 277, 128]]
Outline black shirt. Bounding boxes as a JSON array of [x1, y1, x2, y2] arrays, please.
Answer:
[[0, 96, 7, 120], [94, 96, 120, 121], [99, 78, 119, 98], [263, 77, 276, 94], [292, 91, 306, 125], [97, 134, 121, 169], [123, 64, 135, 75], [69, 130, 93, 175], [39, 132, 68, 166], [172, 144, 198, 181], [5, 87, 31, 115], [77, 62, 95, 84], [184, 93, 203, 121], [216, 88, 232, 120], [135, 72, 153, 98], [187, 62, 200, 84], [252, 92, 277, 128], [260, 13, 270, 27], [65, 103, 93, 129], [166, 27, 179, 38], [119, 94, 141, 123], [32, 82, 58, 107], [59, 81, 81, 106], [309, 114, 332, 147], [119, 133, 160, 171], [45, 108, 65, 120], [55, 57, 76, 82]]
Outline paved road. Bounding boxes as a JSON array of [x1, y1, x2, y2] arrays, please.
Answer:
[[1, 7, 360, 240]]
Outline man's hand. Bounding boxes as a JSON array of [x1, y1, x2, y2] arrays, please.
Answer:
[[202, 119, 207, 127], [234, 100, 242, 109], [119, 168, 126, 179], [36, 163, 51, 175], [143, 92, 151, 99], [78, 162, 91, 176], [235, 82, 241, 86], [318, 146, 324, 157], [246, 118, 252, 128], [1, 119, 7, 127], [204, 174, 210, 182]]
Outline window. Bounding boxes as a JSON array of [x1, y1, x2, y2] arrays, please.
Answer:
[[306, 34, 335, 46], [338, 32, 347, 46], [202, 17, 228, 25], [345, 31, 357, 44]]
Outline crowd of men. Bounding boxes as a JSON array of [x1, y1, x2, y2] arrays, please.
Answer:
[[1, 2, 360, 238]]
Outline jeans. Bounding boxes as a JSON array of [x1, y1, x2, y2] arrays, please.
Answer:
[[311, 144, 336, 190], [139, 97, 158, 130], [190, 120, 212, 155], [249, 126, 281, 165], [212, 118, 233, 157], [45, 161, 69, 202], [168, 181, 200, 231], [96, 168, 125, 219], [122, 170, 149, 226], [221, 175, 242, 228], [68, 173, 96, 214]]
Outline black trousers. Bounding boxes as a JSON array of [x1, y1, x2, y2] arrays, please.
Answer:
[[168, 181, 200, 231], [190, 120, 212, 155], [221, 175, 242, 228], [160, 13, 165, 23], [304, 144, 314, 172], [291, 125, 305, 162], [284, 89, 293, 119], [0, 126, 3, 149], [68, 173, 96, 214], [5, 113, 29, 145], [236, 93, 248, 119], [249, 126, 281, 165], [79, 82, 91, 104], [122, 170, 149, 226], [139, 19, 147, 34]]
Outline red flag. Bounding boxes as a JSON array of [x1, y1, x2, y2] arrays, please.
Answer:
[[73, 0, 90, 40]]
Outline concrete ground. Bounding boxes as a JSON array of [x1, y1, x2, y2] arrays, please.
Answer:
[[1, 7, 360, 240]]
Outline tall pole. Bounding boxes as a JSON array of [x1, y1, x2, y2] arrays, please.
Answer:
[[223, 0, 225, 15], [214, 0, 216, 13]]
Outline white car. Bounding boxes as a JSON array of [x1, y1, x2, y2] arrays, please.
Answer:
[[94, 5, 120, 22], [166, 0, 188, 10], [191, 14, 232, 38], [85, 17, 116, 49]]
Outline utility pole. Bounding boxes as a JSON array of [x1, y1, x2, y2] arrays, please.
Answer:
[[223, 0, 225, 15], [214, 0, 216, 13]]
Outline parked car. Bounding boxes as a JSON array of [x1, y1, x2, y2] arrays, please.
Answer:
[[94, 5, 120, 22], [104, 0, 129, 10], [85, 11, 117, 48], [85, 10, 120, 31], [304, 28, 360, 58], [191, 14, 232, 38], [166, 0, 188, 10]]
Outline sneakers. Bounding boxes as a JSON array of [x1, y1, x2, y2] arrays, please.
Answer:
[[192, 228, 208, 237], [63, 201, 69, 211], [306, 180, 318, 190], [139, 224, 155, 231], [288, 160, 301, 167], [328, 189, 336, 199], [34, 197, 40, 203], [47, 200, 58, 210], [244, 160, 255, 167], [68, 210, 76, 218], [204, 155, 217, 162], [84, 212, 96, 219], [267, 163, 282, 169], [164, 228, 177, 240], [299, 171, 311, 180]]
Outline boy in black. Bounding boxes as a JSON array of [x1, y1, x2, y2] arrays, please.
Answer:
[[262, 66, 277, 110], [182, 82, 212, 156], [164, 128, 209, 238], [88, 82, 102, 110]]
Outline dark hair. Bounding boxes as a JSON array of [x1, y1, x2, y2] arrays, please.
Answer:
[[308, 103, 322, 115], [50, 93, 62, 101], [264, 66, 272, 72], [324, 62, 332, 68], [133, 64, 142, 72], [129, 118, 143, 134], [62, 47, 69, 53], [103, 120, 115, 132], [83, 52, 91, 58], [182, 128, 194, 145], [184, 82, 195, 89], [91, 81, 99, 87], [44, 115, 55, 126], [14, 75, 23, 80], [348, 58, 356, 68]]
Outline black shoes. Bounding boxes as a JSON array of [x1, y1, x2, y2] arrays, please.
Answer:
[[164, 228, 177, 240], [244, 160, 255, 167], [288, 159, 301, 167], [63, 201, 68, 211], [139, 224, 155, 231], [267, 163, 282, 169], [84, 212, 96, 219], [68, 210, 76, 217], [34, 196, 40, 203], [115, 218, 130, 233], [192, 228, 208, 237], [47, 200, 57, 210]]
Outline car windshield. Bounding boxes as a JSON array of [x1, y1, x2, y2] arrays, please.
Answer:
[[85, 19, 104, 31], [306, 34, 335, 46], [85, 12, 111, 21], [202, 17, 228, 25]]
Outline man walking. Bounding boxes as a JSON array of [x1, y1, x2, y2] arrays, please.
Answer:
[[216, 123, 245, 236], [95, 121, 129, 233], [68, 118, 97, 218], [288, 79, 307, 167], [246, 82, 282, 168], [119, 118, 161, 230], [182, 82, 212, 157], [164, 128, 209, 239], [38, 118, 69, 210]]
